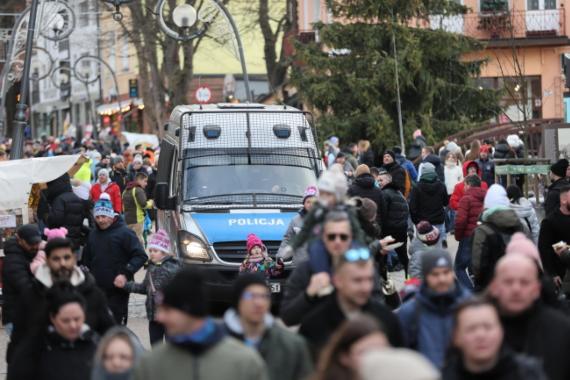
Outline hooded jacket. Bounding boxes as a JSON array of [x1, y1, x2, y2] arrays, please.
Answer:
[[8, 325, 99, 380], [8, 265, 115, 362], [419, 154, 445, 183], [409, 174, 448, 225], [449, 161, 489, 210], [380, 182, 409, 232], [1, 238, 36, 324], [45, 173, 91, 248], [396, 153, 418, 182], [223, 309, 313, 380], [299, 293, 404, 357], [454, 186, 486, 241], [471, 208, 523, 290], [397, 283, 471, 369], [348, 173, 383, 224], [545, 177, 570, 217], [442, 347, 548, 380], [133, 320, 268, 380], [509, 197, 540, 244], [91, 327, 145, 380], [82, 217, 147, 290]]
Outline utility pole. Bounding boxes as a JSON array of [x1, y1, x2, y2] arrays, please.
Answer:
[[391, 9, 405, 153]]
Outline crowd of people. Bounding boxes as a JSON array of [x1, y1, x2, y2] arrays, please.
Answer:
[[0, 131, 569, 380]]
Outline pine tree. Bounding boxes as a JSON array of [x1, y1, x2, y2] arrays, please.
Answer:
[[292, 0, 502, 149]]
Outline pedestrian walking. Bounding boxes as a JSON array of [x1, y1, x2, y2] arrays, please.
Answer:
[[394, 146, 418, 183], [2, 224, 42, 338], [408, 221, 441, 279], [418, 146, 445, 183], [471, 184, 523, 291], [381, 150, 408, 196], [9, 238, 114, 361], [357, 140, 375, 167], [444, 152, 463, 232], [489, 254, 570, 380], [90, 168, 123, 214], [82, 194, 147, 325], [313, 315, 389, 380], [475, 145, 495, 187], [92, 327, 145, 380], [453, 175, 486, 290], [121, 230, 182, 344], [110, 156, 128, 194], [538, 185, 570, 290], [449, 161, 488, 211], [277, 186, 318, 261], [122, 172, 153, 245], [442, 298, 548, 380], [224, 274, 313, 380], [133, 268, 268, 380], [7, 283, 99, 380], [347, 164, 383, 224], [506, 185, 540, 244], [544, 158, 569, 216], [397, 249, 471, 369]]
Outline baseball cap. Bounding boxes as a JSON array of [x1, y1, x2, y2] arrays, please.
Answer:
[[16, 224, 42, 245]]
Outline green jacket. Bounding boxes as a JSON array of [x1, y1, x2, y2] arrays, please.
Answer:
[[133, 337, 268, 380], [223, 309, 313, 380], [123, 185, 151, 224]]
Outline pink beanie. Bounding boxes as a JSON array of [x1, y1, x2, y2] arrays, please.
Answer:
[[147, 229, 171, 254], [506, 232, 543, 271], [246, 233, 264, 253]]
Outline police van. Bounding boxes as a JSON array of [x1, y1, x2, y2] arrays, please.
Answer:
[[154, 103, 322, 307]]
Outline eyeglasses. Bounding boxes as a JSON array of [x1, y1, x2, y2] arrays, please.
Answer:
[[344, 248, 371, 262], [326, 233, 351, 242], [242, 291, 271, 301]]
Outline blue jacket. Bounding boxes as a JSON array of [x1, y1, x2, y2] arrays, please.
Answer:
[[82, 216, 147, 290], [475, 158, 495, 186], [396, 154, 418, 182], [397, 283, 471, 369]]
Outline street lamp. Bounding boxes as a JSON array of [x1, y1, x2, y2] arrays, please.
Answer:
[[155, 0, 252, 102], [100, 0, 136, 21]]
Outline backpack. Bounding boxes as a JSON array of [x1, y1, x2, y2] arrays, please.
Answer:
[[474, 223, 513, 289]]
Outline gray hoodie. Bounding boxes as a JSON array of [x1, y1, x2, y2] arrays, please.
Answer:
[[509, 198, 540, 244]]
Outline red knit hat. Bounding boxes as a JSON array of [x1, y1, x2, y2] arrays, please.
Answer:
[[246, 233, 264, 253]]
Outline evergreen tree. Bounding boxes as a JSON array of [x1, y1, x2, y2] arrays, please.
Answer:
[[292, 0, 502, 150]]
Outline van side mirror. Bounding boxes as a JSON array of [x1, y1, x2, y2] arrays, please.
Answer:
[[154, 183, 176, 210]]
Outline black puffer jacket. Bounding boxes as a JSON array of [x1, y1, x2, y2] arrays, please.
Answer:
[[380, 182, 409, 232], [348, 174, 383, 223], [81, 217, 147, 290], [545, 178, 570, 217], [409, 179, 449, 225], [46, 173, 90, 248], [1, 238, 35, 324], [382, 162, 407, 194], [494, 142, 516, 159]]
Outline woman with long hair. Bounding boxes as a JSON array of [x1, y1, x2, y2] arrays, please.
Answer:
[[465, 140, 481, 162], [91, 326, 145, 380], [313, 315, 388, 380]]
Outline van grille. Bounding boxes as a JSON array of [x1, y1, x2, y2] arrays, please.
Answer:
[[213, 240, 284, 264]]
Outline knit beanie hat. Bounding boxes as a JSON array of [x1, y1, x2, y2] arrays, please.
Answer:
[[383, 150, 396, 161], [94, 193, 115, 218], [303, 185, 318, 203], [421, 249, 452, 278], [484, 184, 510, 209], [506, 232, 543, 271], [98, 168, 109, 178], [551, 158, 569, 178], [416, 221, 440, 246], [446, 141, 459, 154], [355, 164, 371, 177], [160, 267, 208, 317], [317, 167, 348, 202], [421, 162, 436, 175], [246, 233, 264, 254], [147, 229, 171, 254], [361, 349, 439, 380], [133, 154, 143, 165], [232, 273, 268, 311]]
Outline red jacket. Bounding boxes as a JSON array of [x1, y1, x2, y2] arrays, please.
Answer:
[[450, 161, 488, 210], [454, 186, 487, 241], [90, 182, 123, 213]]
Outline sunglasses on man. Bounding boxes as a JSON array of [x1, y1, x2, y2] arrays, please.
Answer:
[[325, 233, 351, 242]]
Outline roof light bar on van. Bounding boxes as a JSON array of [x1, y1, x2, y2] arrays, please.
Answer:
[[216, 103, 265, 109]]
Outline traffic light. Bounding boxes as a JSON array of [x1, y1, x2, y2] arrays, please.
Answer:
[[129, 79, 138, 98]]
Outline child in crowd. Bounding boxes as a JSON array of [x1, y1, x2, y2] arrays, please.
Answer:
[[121, 229, 182, 344], [239, 233, 284, 278], [408, 221, 441, 279]]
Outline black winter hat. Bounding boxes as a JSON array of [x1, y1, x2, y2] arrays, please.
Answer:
[[232, 273, 268, 311], [160, 267, 209, 317], [393, 146, 402, 155], [384, 150, 396, 161], [551, 159, 569, 178]]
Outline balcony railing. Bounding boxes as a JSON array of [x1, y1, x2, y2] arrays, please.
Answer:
[[429, 9, 566, 40]]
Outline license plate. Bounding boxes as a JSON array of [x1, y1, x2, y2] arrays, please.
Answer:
[[270, 282, 281, 293]]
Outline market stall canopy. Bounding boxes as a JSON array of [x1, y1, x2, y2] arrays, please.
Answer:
[[0, 155, 82, 210], [121, 132, 159, 149]]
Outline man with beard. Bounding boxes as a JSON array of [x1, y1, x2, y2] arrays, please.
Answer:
[[7, 238, 115, 361]]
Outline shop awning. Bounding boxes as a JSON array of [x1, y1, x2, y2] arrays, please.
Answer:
[[97, 98, 144, 115]]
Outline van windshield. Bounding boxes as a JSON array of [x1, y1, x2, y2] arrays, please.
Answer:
[[182, 148, 319, 205]]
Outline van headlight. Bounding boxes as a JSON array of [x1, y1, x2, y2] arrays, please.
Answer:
[[178, 231, 211, 262]]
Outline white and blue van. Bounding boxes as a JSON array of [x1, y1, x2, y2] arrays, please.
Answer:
[[154, 103, 322, 307]]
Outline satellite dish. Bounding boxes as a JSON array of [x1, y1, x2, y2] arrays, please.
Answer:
[[172, 4, 197, 28]]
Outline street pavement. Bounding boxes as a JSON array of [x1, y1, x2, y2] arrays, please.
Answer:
[[0, 236, 460, 379]]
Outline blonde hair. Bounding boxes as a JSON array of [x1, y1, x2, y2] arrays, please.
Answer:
[[358, 140, 370, 152]]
